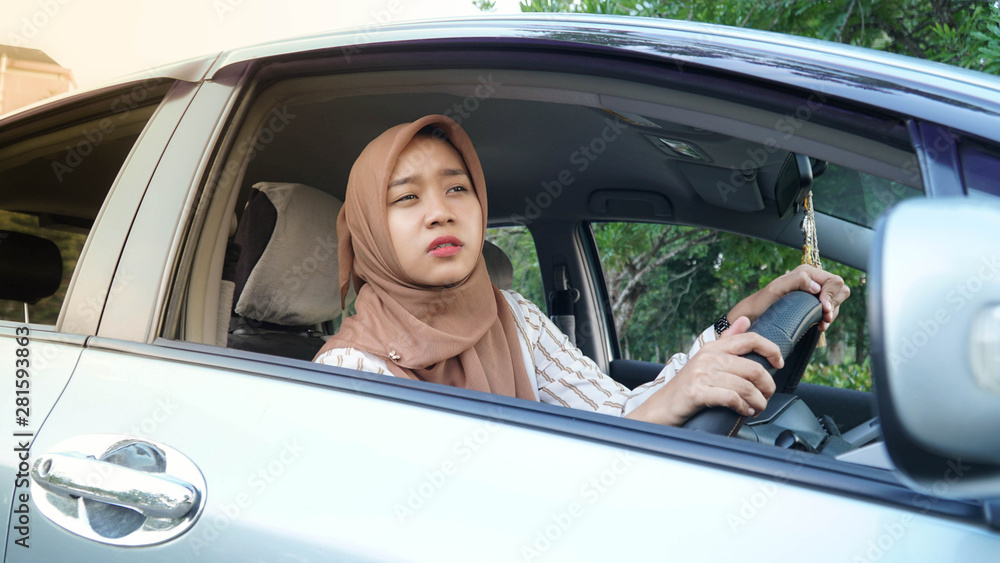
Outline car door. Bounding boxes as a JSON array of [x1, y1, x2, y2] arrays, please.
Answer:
[[0, 72, 208, 559], [17, 36, 1000, 563]]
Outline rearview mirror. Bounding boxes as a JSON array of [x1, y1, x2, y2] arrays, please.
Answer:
[[774, 153, 812, 219], [870, 197, 1000, 499]]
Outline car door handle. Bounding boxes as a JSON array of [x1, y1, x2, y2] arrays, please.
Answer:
[[32, 452, 199, 519]]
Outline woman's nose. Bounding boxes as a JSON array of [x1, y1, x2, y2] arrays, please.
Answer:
[[424, 193, 455, 226]]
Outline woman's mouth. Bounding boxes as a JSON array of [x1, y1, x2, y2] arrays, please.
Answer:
[[427, 235, 463, 257]]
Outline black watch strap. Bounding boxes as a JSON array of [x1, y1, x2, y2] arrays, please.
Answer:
[[714, 314, 730, 337]]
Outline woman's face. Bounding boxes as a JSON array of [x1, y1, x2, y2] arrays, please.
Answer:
[[386, 134, 484, 287]]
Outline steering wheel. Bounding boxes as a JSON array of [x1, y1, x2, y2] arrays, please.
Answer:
[[682, 291, 824, 437]]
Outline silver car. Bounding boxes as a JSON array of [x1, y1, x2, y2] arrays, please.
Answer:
[[2, 14, 1000, 562]]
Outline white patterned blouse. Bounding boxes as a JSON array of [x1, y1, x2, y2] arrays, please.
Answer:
[[314, 290, 717, 417]]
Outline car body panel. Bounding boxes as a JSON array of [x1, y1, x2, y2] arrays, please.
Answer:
[[19, 339, 1000, 561], [0, 54, 216, 123], [98, 77, 247, 342], [209, 15, 1000, 142], [0, 328, 86, 559], [56, 81, 201, 336]]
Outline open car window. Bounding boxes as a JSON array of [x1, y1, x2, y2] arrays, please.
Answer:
[[591, 221, 872, 391]]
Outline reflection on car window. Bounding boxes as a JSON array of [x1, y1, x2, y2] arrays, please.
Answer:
[[812, 163, 921, 228], [485, 226, 544, 307], [961, 139, 1000, 198], [591, 222, 872, 391]]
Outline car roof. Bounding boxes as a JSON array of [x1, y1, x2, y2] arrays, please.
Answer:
[[202, 14, 1000, 138], [6, 14, 999, 129]]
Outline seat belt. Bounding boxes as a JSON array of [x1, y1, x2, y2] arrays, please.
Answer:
[[549, 264, 580, 346]]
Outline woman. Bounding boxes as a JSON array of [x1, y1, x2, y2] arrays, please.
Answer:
[[313, 114, 849, 426]]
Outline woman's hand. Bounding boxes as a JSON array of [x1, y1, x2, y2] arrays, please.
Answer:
[[626, 316, 781, 427], [727, 264, 850, 332]]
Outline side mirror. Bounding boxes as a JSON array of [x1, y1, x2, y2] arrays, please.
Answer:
[[774, 153, 812, 219], [870, 197, 1000, 499]]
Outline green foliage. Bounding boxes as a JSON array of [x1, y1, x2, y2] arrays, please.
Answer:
[[804, 359, 872, 392], [927, 3, 1000, 74], [472, 0, 498, 12], [518, 0, 1000, 76], [486, 226, 545, 307]]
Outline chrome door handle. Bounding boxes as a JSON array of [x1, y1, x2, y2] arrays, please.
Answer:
[[32, 452, 199, 519], [31, 435, 206, 546]]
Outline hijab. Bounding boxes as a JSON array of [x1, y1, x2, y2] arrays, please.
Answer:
[[314, 114, 536, 401]]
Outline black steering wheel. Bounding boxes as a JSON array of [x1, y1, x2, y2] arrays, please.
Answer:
[[682, 291, 824, 437]]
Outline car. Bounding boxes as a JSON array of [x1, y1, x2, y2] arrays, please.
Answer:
[[2, 12, 1000, 561]]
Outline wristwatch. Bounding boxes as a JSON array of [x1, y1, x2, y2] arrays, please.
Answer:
[[714, 314, 730, 337]]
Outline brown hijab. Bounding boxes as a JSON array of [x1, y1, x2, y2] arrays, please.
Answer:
[[314, 115, 536, 400]]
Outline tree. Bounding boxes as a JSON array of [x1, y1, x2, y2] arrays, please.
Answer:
[[517, 0, 1000, 75]]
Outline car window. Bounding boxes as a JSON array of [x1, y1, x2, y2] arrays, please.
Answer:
[[0, 89, 163, 327], [591, 222, 871, 391], [811, 163, 922, 228], [485, 225, 544, 307]]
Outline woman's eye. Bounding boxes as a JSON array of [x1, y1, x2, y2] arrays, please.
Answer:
[[448, 185, 469, 193], [392, 194, 417, 203]]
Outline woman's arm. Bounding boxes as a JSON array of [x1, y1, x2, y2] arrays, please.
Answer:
[[628, 265, 851, 426], [509, 291, 772, 423], [509, 264, 850, 427], [727, 264, 850, 332], [624, 316, 781, 426]]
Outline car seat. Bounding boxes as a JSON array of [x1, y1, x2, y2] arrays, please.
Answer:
[[225, 182, 343, 360], [0, 230, 62, 323]]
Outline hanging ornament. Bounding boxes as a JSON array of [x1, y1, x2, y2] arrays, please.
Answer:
[[801, 191, 827, 347]]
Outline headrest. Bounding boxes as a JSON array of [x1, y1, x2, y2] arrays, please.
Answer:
[[483, 239, 513, 290], [231, 183, 342, 326], [0, 230, 62, 304]]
